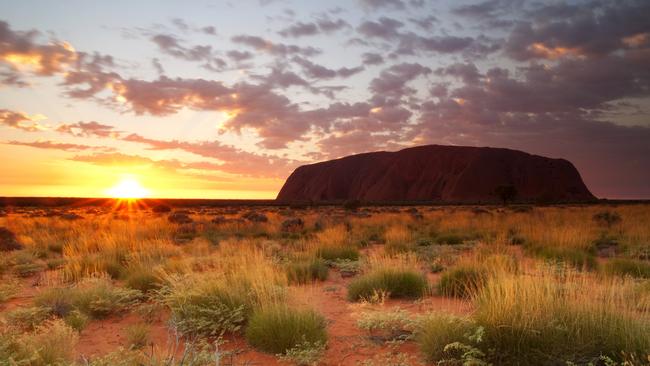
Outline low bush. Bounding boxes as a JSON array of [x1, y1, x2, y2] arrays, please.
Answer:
[[357, 308, 416, 342], [438, 265, 487, 298], [286, 258, 329, 284], [603, 258, 650, 279], [245, 304, 327, 354], [347, 269, 427, 301]]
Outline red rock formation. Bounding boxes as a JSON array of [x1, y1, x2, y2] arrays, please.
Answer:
[[276, 145, 595, 203]]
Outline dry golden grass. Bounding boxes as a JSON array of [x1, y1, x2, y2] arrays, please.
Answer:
[[0, 204, 649, 365]]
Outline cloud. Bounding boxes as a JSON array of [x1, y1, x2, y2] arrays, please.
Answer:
[[361, 52, 384, 65], [226, 50, 253, 62], [0, 109, 47, 131], [369, 62, 431, 99], [358, 0, 406, 11], [503, 0, 650, 60], [5, 140, 112, 152], [150, 33, 226, 71], [356, 17, 499, 56], [231, 35, 321, 57], [278, 18, 349, 38], [56, 121, 119, 138], [357, 17, 404, 40], [121, 133, 296, 177], [0, 20, 77, 85], [292, 56, 364, 79]]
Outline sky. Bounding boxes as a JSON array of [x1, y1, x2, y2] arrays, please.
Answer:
[[0, 0, 649, 199]]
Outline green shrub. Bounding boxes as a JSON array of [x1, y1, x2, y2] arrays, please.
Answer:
[[286, 258, 329, 285], [245, 305, 327, 354], [347, 269, 427, 301], [438, 266, 487, 298], [603, 258, 650, 279], [316, 245, 359, 261], [416, 313, 475, 362]]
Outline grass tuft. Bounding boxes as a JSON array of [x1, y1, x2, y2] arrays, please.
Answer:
[[245, 304, 327, 354]]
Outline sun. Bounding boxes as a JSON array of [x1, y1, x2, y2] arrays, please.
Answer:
[[107, 177, 149, 199]]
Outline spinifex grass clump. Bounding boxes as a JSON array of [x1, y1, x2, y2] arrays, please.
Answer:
[[421, 267, 650, 365], [438, 265, 487, 298], [34, 277, 141, 320], [384, 225, 413, 254], [162, 244, 287, 337], [526, 245, 598, 270], [347, 255, 427, 301], [315, 245, 360, 261], [603, 258, 650, 279], [286, 257, 329, 284], [0, 319, 78, 366], [313, 225, 360, 261], [416, 313, 476, 362], [245, 304, 327, 354]]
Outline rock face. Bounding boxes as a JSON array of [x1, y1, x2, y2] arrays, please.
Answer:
[[277, 145, 595, 203]]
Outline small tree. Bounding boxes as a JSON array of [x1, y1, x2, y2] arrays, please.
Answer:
[[494, 185, 517, 205]]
